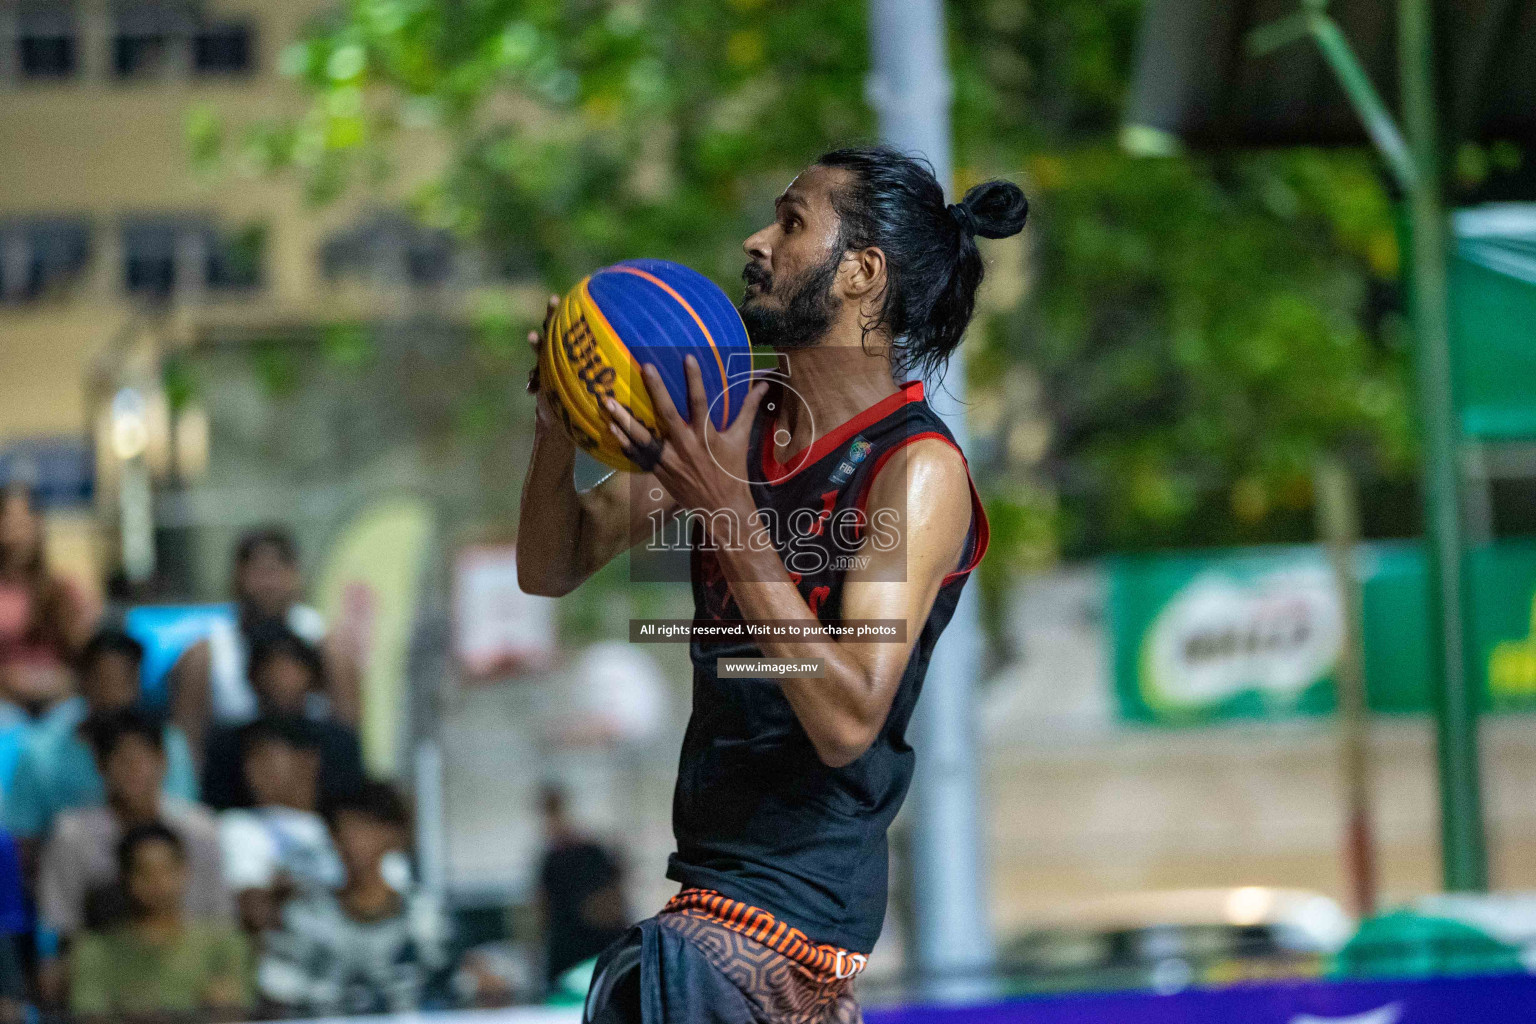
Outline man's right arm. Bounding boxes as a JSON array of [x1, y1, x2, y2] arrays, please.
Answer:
[[516, 299, 676, 598]]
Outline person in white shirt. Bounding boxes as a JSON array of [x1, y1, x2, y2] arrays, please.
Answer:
[[258, 783, 448, 1016], [168, 527, 360, 759], [218, 717, 343, 933]]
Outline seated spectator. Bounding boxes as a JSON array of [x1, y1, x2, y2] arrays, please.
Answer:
[[0, 482, 99, 715], [536, 783, 629, 988], [39, 708, 233, 942], [170, 527, 359, 757], [70, 823, 251, 1022], [259, 782, 448, 1016], [5, 628, 197, 851], [220, 716, 342, 932], [201, 622, 366, 812]]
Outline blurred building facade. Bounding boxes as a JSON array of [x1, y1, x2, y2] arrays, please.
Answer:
[[0, 0, 561, 906], [0, 0, 543, 594]]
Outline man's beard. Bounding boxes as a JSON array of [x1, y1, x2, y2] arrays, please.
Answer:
[[737, 248, 840, 350]]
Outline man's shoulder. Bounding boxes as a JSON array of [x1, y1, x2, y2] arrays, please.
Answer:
[[185, 920, 249, 951], [218, 807, 262, 835], [862, 435, 969, 506], [52, 803, 112, 840], [161, 796, 222, 838], [287, 604, 328, 642], [281, 888, 349, 937], [17, 699, 85, 757]]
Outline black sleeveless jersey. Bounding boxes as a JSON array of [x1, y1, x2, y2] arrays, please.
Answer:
[[666, 379, 989, 953]]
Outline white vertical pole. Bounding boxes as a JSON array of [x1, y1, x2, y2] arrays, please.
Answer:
[[414, 739, 449, 896], [867, 0, 995, 998]]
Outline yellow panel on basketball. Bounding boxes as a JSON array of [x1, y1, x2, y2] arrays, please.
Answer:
[[540, 291, 607, 460], [546, 282, 653, 471]]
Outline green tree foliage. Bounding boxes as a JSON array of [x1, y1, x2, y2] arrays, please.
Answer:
[[948, 0, 1410, 573], [199, 0, 1411, 580]]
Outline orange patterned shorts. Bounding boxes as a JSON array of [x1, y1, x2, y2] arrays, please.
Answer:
[[658, 888, 865, 1024]]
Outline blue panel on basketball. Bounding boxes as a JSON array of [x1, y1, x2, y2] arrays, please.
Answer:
[[585, 260, 752, 432], [618, 259, 754, 426]]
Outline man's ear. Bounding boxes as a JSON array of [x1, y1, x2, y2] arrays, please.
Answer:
[[840, 246, 886, 302]]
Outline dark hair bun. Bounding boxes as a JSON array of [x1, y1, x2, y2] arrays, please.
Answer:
[[959, 179, 1029, 240]]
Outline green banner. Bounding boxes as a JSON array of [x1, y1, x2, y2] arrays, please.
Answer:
[[1109, 541, 1536, 724]]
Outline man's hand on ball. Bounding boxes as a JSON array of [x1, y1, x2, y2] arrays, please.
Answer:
[[604, 356, 768, 516], [526, 294, 561, 430]]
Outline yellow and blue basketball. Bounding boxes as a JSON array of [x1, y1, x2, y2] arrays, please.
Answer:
[[542, 258, 754, 472]]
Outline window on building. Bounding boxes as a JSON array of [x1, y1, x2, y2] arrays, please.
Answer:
[[123, 219, 263, 299], [322, 214, 460, 288], [0, 220, 92, 302], [16, 6, 78, 79], [113, 29, 173, 77], [208, 224, 264, 289], [111, 2, 193, 79], [192, 21, 251, 75], [122, 222, 177, 296]]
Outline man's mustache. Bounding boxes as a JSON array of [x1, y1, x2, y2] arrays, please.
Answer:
[[741, 263, 771, 293]]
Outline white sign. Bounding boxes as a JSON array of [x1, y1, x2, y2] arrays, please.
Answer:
[[453, 545, 556, 681], [1143, 566, 1343, 713]]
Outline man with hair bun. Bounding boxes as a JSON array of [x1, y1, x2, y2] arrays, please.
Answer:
[[520, 146, 1026, 1023]]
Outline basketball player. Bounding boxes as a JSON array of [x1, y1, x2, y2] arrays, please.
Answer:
[[518, 147, 1027, 1024]]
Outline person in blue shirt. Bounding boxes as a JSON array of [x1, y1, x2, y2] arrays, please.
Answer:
[[4, 628, 197, 853]]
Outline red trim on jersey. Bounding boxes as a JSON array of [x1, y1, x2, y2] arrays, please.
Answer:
[[760, 380, 925, 485], [853, 431, 990, 584]]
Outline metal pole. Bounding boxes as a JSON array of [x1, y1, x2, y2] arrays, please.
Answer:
[[1316, 459, 1378, 917], [867, 0, 996, 996], [1248, 4, 1418, 194], [1398, 0, 1488, 891]]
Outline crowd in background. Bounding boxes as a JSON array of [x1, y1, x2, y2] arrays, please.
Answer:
[[0, 480, 632, 1021]]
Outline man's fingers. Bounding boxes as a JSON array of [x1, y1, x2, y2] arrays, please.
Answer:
[[642, 364, 687, 437], [603, 398, 654, 447], [542, 293, 559, 336], [683, 355, 709, 433]]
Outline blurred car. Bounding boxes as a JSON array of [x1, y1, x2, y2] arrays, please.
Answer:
[[1333, 892, 1536, 981], [997, 887, 1353, 995]]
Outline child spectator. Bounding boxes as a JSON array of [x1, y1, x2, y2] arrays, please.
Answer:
[[258, 782, 448, 1016], [200, 622, 366, 811], [39, 709, 233, 940], [219, 716, 342, 932], [70, 823, 251, 1022], [170, 527, 359, 756], [5, 628, 197, 851]]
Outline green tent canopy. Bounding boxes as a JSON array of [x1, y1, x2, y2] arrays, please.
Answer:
[[1451, 205, 1536, 439], [1126, 0, 1536, 151]]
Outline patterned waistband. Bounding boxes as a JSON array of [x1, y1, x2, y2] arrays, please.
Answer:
[[661, 888, 870, 980]]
